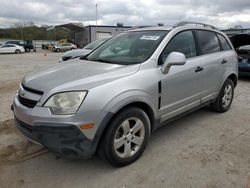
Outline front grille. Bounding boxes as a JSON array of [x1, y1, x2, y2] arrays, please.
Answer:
[[18, 95, 38, 108]]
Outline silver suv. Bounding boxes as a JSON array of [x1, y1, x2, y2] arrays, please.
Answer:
[[12, 22, 238, 166]]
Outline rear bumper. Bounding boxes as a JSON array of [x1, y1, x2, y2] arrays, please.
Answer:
[[239, 63, 250, 76], [14, 116, 96, 158], [239, 67, 250, 76], [239, 71, 250, 76]]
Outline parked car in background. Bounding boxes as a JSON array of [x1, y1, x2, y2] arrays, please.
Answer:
[[5, 40, 34, 52], [12, 22, 238, 167], [52, 43, 77, 52], [0, 44, 25, 54], [60, 37, 111, 62], [237, 45, 250, 76]]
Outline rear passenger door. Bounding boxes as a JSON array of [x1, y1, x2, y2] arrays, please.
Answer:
[[194, 30, 223, 102], [217, 33, 234, 76]]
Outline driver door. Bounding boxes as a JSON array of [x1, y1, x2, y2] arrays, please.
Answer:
[[159, 30, 205, 122]]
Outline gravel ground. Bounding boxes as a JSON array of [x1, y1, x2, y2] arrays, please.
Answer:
[[0, 51, 249, 188]]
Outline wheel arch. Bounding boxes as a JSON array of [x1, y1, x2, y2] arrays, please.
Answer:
[[228, 73, 237, 87], [94, 98, 157, 155], [112, 101, 156, 132], [220, 69, 238, 90]]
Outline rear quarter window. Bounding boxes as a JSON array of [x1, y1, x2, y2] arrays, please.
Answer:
[[196, 30, 220, 55], [217, 34, 232, 51]]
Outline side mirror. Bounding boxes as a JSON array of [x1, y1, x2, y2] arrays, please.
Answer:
[[161, 52, 186, 74]]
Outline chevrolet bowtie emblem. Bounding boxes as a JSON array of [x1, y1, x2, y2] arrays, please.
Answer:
[[19, 89, 25, 97]]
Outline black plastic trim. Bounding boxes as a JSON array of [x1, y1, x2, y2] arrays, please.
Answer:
[[21, 84, 44, 95], [158, 96, 161, 110], [14, 117, 94, 158], [154, 101, 213, 130], [158, 81, 162, 94], [18, 95, 37, 108]]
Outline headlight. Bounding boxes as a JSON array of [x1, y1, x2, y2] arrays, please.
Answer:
[[44, 91, 87, 115]]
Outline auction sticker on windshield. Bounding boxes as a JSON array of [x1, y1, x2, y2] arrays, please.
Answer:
[[140, 35, 160, 40]]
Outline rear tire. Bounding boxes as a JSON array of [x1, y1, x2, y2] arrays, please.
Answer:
[[25, 48, 30, 52], [15, 49, 21, 54], [99, 107, 151, 167], [56, 48, 60, 52], [212, 79, 234, 113]]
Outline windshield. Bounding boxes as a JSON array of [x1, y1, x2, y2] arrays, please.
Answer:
[[84, 38, 109, 50], [87, 31, 168, 65]]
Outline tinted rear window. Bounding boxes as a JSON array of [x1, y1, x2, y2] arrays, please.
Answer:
[[217, 34, 232, 51], [196, 30, 220, 55]]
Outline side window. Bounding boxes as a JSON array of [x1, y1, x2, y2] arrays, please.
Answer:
[[217, 34, 232, 51], [159, 31, 196, 65], [196, 30, 220, 54]]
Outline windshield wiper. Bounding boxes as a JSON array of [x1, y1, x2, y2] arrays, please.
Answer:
[[89, 58, 115, 64]]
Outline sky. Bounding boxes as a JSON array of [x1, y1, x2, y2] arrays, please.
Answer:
[[0, 0, 250, 28]]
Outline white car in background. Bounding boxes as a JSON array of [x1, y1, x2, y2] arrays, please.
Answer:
[[52, 43, 77, 52], [0, 44, 25, 54]]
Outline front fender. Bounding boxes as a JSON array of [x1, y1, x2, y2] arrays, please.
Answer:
[[91, 90, 158, 154], [102, 90, 157, 116]]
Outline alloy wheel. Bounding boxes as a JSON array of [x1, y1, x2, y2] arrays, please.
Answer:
[[113, 117, 145, 159], [222, 84, 233, 108]]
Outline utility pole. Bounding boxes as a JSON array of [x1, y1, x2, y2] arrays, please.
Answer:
[[20, 26, 24, 41], [96, 3, 98, 26]]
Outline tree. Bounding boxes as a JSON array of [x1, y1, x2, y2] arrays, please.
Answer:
[[0, 22, 70, 41]]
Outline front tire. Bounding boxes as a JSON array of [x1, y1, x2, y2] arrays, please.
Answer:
[[99, 107, 151, 167], [212, 79, 234, 112], [15, 49, 21, 54]]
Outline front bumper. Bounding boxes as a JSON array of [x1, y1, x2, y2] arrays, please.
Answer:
[[14, 116, 94, 158], [12, 94, 104, 159]]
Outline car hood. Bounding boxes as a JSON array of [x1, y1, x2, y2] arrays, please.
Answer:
[[62, 49, 91, 59], [23, 60, 140, 93]]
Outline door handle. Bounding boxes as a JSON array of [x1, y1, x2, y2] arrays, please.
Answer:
[[195, 66, 204, 72], [221, 59, 228, 64]]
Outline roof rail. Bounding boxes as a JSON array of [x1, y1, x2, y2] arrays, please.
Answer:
[[173, 21, 217, 29], [131, 25, 155, 29]]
